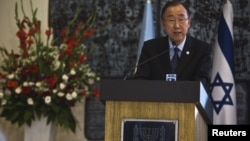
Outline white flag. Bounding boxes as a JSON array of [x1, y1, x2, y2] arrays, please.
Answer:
[[136, 0, 155, 64], [210, 0, 237, 124]]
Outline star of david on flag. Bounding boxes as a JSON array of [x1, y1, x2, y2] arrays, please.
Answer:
[[211, 73, 234, 114], [210, 0, 237, 125]]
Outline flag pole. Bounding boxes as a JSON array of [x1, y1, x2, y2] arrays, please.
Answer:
[[135, 0, 155, 72]]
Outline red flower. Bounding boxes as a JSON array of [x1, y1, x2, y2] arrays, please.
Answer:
[[92, 88, 100, 98], [16, 29, 29, 57], [66, 37, 79, 47], [82, 29, 94, 39], [16, 30, 27, 40], [26, 38, 34, 45], [0, 73, 5, 79], [20, 64, 38, 76], [6, 80, 19, 88], [21, 86, 32, 94], [28, 28, 39, 36], [79, 90, 87, 96], [21, 68, 29, 76], [79, 54, 87, 64], [45, 75, 58, 88], [64, 37, 79, 56], [45, 29, 53, 37], [29, 64, 39, 74], [16, 30, 28, 48]]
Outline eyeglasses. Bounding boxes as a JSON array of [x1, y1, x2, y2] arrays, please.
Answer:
[[164, 18, 189, 25]]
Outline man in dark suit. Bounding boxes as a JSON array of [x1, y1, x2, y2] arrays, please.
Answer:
[[134, 1, 212, 92]]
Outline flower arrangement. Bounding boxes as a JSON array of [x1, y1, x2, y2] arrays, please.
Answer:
[[0, 0, 100, 132]]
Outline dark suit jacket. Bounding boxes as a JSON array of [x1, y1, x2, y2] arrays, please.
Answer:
[[134, 35, 212, 92]]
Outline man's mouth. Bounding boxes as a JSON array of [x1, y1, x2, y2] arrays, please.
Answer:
[[173, 31, 181, 35]]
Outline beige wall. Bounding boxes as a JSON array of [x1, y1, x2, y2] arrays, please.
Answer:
[[0, 0, 49, 52], [0, 0, 89, 141]]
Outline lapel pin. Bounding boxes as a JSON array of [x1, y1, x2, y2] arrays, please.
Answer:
[[186, 51, 190, 55]]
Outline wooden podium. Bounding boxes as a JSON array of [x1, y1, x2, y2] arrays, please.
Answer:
[[100, 79, 213, 141]]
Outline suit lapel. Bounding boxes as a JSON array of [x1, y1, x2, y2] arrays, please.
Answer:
[[177, 36, 194, 74], [158, 37, 171, 72]]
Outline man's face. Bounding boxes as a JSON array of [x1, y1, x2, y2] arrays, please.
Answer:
[[161, 4, 191, 45]]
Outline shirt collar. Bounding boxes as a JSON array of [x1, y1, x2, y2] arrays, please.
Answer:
[[168, 36, 186, 51]]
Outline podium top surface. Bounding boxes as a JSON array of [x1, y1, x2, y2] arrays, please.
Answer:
[[100, 79, 213, 124], [100, 79, 206, 103]]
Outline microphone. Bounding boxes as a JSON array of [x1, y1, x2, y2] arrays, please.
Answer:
[[123, 49, 169, 80]]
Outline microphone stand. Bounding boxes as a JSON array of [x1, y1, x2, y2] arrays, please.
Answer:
[[123, 49, 169, 80]]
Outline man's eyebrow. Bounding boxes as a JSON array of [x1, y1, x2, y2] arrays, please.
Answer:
[[165, 14, 187, 18]]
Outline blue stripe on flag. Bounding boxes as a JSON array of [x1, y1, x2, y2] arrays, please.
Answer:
[[217, 15, 235, 76]]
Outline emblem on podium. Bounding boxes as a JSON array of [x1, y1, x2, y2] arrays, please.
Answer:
[[121, 119, 178, 141]]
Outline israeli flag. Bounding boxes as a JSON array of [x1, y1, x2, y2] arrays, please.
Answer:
[[136, 0, 155, 65], [210, 0, 237, 124]]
